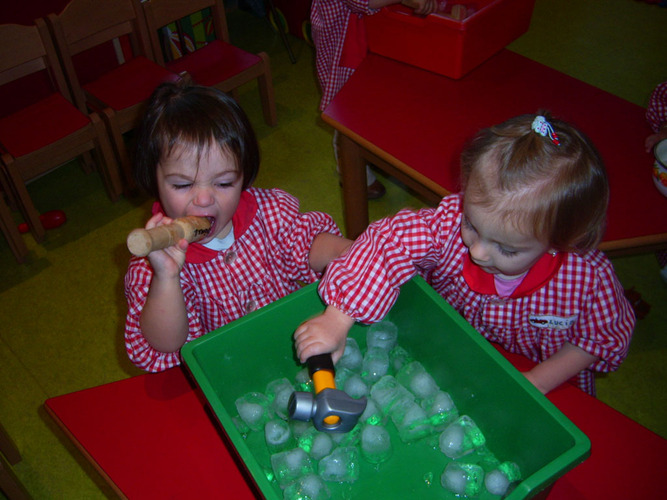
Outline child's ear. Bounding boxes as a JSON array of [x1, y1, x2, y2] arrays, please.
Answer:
[[547, 249, 558, 257]]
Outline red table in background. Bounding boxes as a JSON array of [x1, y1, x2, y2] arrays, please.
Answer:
[[324, 51, 667, 255], [45, 350, 667, 499]]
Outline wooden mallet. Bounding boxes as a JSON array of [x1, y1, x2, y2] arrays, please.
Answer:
[[126, 216, 211, 257]]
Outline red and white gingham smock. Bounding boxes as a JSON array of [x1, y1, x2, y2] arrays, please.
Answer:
[[311, 0, 378, 111], [319, 194, 635, 395], [647, 81, 667, 133], [125, 187, 341, 372]]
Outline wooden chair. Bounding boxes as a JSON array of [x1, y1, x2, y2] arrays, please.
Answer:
[[0, 183, 28, 263], [46, 0, 181, 190], [0, 20, 123, 243], [140, 0, 277, 126]]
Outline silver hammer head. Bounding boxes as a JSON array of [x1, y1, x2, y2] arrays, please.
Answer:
[[288, 388, 367, 433]]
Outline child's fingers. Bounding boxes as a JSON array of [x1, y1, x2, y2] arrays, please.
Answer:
[[145, 212, 164, 229], [296, 337, 328, 364], [293, 323, 308, 340]]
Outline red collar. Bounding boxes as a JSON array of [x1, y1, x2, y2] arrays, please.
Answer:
[[462, 251, 564, 298], [151, 190, 259, 264]]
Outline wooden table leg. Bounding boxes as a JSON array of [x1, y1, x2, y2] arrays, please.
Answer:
[[338, 134, 369, 239], [0, 423, 31, 499], [0, 424, 21, 466]]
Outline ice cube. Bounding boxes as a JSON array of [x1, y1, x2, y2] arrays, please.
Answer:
[[362, 346, 390, 384], [337, 337, 363, 372], [360, 398, 385, 426], [439, 415, 486, 459], [296, 427, 317, 454], [318, 447, 360, 483], [235, 392, 272, 432], [441, 462, 484, 497], [389, 345, 413, 373], [330, 423, 362, 448], [360, 424, 392, 464], [297, 428, 334, 461], [366, 321, 398, 351], [485, 461, 522, 496], [266, 378, 295, 420], [294, 368, 313, 392], [282, 473, 331, 500], [343, 373, 369, 399], [265, 419, 293, 454], [290, 420, 313, 440], [484, 469, 510, 496], [370, 375, 413, 415], [232, 415, 250, 437], [421, 390, 458, 430], [391, 400, 431, 443], [310, 432, 334, 461], [396, 361, 439, 400], [270, 448, 314, 488]]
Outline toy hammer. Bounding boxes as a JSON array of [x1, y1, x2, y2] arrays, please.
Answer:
[[126, 216, 211, 256], [288, 353, 367, 433]]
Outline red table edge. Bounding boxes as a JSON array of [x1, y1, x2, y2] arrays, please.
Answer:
[[42, 348, 667, 499], [43, 403, 129, 500]]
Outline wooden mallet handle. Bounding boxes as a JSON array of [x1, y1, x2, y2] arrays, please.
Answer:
[[126, 216, 211, 257]]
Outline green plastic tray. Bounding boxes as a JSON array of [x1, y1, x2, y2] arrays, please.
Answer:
[[181, 276, 590, 499]]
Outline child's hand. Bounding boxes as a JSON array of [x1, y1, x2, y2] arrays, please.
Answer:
[[144, 213, 188, 277], [293, 306, 356, 364]]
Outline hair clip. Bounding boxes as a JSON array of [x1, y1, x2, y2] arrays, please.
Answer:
[[531, 116, 560, 146]]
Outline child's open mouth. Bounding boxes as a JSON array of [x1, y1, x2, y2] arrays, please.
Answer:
[[205, 216, 216, 236]]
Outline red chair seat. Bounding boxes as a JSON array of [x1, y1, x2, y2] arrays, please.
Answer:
[[0, 93, 90, 157], [83, 56, 179, 111], [165, 40, 262, 87]]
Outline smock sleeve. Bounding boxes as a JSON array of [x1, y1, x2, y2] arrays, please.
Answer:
[[319, 195, 461, 323], [647, 81, 667, 133], [256, 188, 342, 283], [568, 255, 635, 376], [124, 257, 206, 372]]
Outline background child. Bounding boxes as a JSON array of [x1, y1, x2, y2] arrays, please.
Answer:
[[645, 81, 667, 152], [311, 0, 438, 198], [294, 112, 635, 396], [644, 81, 667, 282], [125, 82, 351, 372]]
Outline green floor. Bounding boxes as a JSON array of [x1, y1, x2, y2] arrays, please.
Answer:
[[1, 1, 666, 497]]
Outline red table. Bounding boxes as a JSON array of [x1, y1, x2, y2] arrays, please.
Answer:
[[323, 51, 667, 255], [45, 351, 667, 499]]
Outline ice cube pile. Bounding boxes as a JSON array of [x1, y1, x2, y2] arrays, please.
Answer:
[[232, 321, 522, 499]]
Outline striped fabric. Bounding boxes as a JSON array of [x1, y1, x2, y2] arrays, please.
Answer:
[[311, 0, 378, 110]]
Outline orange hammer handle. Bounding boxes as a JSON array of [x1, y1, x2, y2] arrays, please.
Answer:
[[126, 216, 211, 257], [308, 354, 340, 426]]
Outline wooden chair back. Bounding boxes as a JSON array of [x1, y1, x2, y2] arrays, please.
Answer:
[[46, 0, 180, 190], [46, 0, 154, 113], [140, 0, 277, 126], [143, 0, 231, 67], [0, 21, 70, 99]]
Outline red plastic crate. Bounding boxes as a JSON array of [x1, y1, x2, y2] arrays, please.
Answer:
[[365, 0, 535, 79]]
